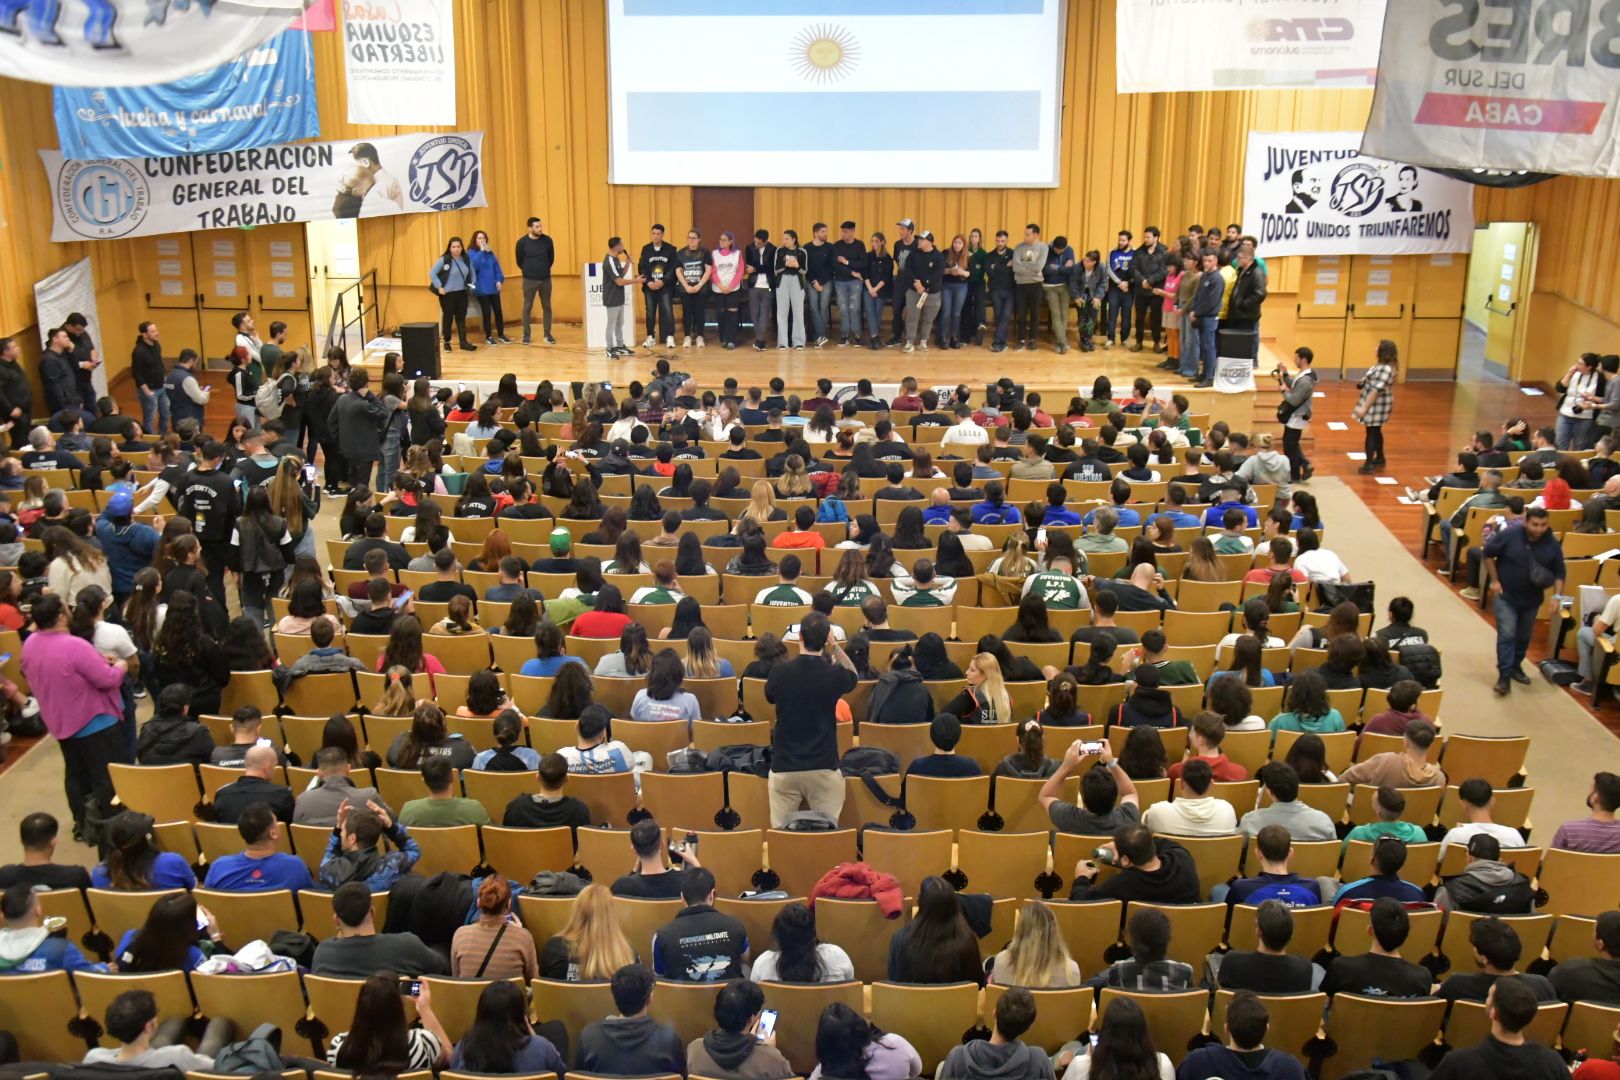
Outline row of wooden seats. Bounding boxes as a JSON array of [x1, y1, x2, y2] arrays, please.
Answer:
[[8, 911, 1614, 1078]]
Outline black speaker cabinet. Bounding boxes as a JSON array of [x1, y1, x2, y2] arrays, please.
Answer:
[[400, 322, 440, 379]]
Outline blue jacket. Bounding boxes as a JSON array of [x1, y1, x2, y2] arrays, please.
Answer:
[[1332, 874, 1428, 906], [0, 929, 105, 974], [1191, 269, 1225, 318], [922, 504, 956, 526], [318, 825, 422, 892], [971, 500, 1021, 525], [204, 851, 313, 892], [429, 254, 476, 293], [1044, 506, 1082, 526], [467, 249, 505, 297], [94, 516, 159, 595], [1203, 501, 1259, 528], [1147, 510, 1204, 529]]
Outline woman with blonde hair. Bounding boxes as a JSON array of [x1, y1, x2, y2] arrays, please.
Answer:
[[942, 652, 1011, 725], [266, 454, 320, 559], [989, 531, 1038, 580], [775, 454, 813, 498], [539, 883, 638, 981], [683, 626, 734, 679], [989, 900, 1080, 987], [1183, 536, 1223, 583], [741, 479, 784, 527], [402, 443, 449, 494], [373, 665, 418, 716], [43, 525, 111, 607]]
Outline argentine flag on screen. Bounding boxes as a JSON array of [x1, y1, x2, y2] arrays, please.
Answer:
[[607, 0, 1065, 188]]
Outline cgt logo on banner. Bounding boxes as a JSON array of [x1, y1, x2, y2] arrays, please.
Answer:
[[1243, 131, 1476, 258], [1361, 0, 1620, 178], [0, 0, 309, 87], [53, 29, 319, 160], [1115, 0, 1387, 93], [41, 131, 486, 242]]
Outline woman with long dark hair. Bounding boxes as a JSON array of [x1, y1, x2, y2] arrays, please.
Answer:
[[935, 532, 974, 578], [812, 1002, 922, 1080], [913, 632, 964, 680], [151, 590, 227, 714], [571, 583, 633, 639], [235, 486, 291, 627], [596, 622, 654, 678], [467, 231, 511, 347], [1064, 996, 1174, 1080], [891, 506, 929, 550], [886, 876, 985, 985], [631, 649, 701, 722], [993, 719, 1059, 779], [116, 890, 219, 972], [431, 235, 478, 353], [675, 531, 714, 577], [1002, 593, 1062, 644], [497, 593, 542, 638], [628, 484, 664, 521], [538, 662, 594, 720], [322, 713, 382, 770], [92, 810, 196, 890], [387, 701, 473, 769], [662, 596, 707, 641], [376, 616, 446, 684], [329, 971, 450, 1072], [450, 980, 562, 1073], [751, 902, 855, 982]]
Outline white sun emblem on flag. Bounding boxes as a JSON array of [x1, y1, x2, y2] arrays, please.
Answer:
[[792, 24, 859, 83]]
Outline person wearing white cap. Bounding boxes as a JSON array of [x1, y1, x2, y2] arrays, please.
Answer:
[[904, 231, 945, 353], [887, 218, 918, 346]]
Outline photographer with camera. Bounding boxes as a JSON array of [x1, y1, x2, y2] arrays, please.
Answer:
[[1274, 346, 1316, 483], [1039, 737, 1140, 835]]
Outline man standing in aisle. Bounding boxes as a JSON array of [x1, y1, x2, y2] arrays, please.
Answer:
[[1104, 230, 1134, 348], [177, 438, 242, 608], [515, 216, 556, 345], [131, 321, 168, 437], [887, 218, 917, 347], [765, 613, 859, 827], [676, 229, 711, 349], [1130, 227, 1170, 354], [805, 222, 836, 347], [985, 230, 1015, 353], [831, 220, 867, 347], [639, 224, 677, 348], [904, 231, 945, 353], [1010, 224, 1047, 352], [62, 313, 102, 414], [1275, 346, 1316, 481], [745, 229, 775, 351], [1485, 507, 1564, 697]]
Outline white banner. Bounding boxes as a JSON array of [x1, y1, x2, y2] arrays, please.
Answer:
[[1242, 131, 1475, 258], [1213, 356, 1256, 395], [34, 260, 107, 398], [41, 131, 485, 242], [1115, 0, 1385, 93], [0, 0, 307, 87], [1361, 1, 1620, 178], [344, 0, 456, 126]]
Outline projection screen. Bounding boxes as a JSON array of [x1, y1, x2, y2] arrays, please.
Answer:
[[607, 0, 1067, 188]]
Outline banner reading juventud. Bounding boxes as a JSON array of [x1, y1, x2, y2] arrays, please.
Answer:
[[1362, 1, 1620, 177], [1243, 132, 1475, 258], [42, 131, 485, 242], [1116, 0, 1386, 93]]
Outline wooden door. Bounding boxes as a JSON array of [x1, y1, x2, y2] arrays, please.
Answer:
[[1344, 256, 1415, 379], [1409, 253, 1467, 379], [1485, 224, 1531, 379], [693, 188, 754, 250], [134, 235, 204, 356], [1293, 255, 1350, 381], [245, 224, 313, 346], [196, 231, 250, 360]]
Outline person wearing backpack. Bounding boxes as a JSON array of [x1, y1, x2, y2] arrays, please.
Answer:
[[1434, 834, 1536, 915], [234, 487, 293, 629]]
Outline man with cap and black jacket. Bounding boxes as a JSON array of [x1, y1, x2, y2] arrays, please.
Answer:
[[578, 964, 685, 1076], [831, 221, 868, 347], [903, 231, 945, 353], [651, 867, 749, 982], [888, 218, 918, 345], [176, 437, 241, 606]]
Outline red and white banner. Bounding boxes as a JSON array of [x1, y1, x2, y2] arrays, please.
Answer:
[[1361, 1, 1620, 178]]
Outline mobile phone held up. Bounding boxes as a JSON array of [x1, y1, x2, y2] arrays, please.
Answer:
[[668, 830, 700, 863], [755, 1008, 777, 1042], [399, 978, 422, 997]]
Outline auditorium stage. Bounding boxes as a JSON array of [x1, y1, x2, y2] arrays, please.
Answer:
[[363, 326, 1270, 427]]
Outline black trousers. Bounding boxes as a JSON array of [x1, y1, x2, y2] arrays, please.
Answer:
[[60, 723, 127, 832], [1014, 283, 1043, 341], [680, 292, 706, 337], [1364, 425, 1385, 462], [350, 456, 378, 487], [439, 289, 471, 344], [644, 287, 675, 341], [474, 292, 506, 338], [1282, 426, 1310, 479], [715, 291, 741, 345], [1134, 290, 1163, 345], [200, 540, 233, 616]]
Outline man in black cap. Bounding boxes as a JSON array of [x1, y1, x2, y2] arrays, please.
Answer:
[[832, 220, 868, 347], [903, 231, 945, 353], [888, 217, 918, 346]]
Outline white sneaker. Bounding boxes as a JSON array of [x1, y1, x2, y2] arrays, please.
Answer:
[[920, 341, 929, 351], [696, 335, 706, 348], [20, 696, 38, 720], [682, 335, 692, 348], [643, 335, 655, 347], [904, 343, 915, 353]]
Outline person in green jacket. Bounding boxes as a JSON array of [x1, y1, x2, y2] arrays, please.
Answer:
[[1266, 670, 1347, 734], [1341, 785, 1430, 852]]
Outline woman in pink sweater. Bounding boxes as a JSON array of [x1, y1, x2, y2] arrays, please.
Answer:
[[20, 593, 130, 841]]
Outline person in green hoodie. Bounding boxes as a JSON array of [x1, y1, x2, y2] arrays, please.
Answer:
[[1265, 670, 1346, 735], [1341, 786, 1431, 853]]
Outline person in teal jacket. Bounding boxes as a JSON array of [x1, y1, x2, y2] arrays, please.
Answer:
[[467, 230, 510, 346], [1266, 670, 1346, 735]]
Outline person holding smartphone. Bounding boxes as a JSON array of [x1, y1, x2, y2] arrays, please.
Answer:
[[1038, 737, 1140, 836], [685, 979, 794, 1080]]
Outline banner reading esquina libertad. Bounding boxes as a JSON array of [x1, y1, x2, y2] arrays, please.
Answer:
[[42, 131, 485, 243], [1242, 131, 1475, 258]]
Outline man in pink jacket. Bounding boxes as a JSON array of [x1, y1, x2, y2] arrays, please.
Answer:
[[20, 594, 129, 843]]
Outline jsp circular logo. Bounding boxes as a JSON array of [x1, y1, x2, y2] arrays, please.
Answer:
[[58, 159, 149, 239], [1328, 162, 1385, 219], [408, 136, 481, 211]]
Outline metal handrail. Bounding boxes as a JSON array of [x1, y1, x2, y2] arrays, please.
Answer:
[[325, 268, 379, 359]]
